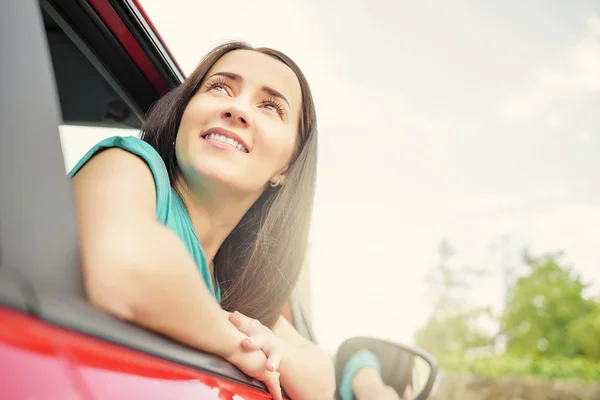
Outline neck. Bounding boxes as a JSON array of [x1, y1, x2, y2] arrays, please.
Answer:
[[174, 176, 262, 267]]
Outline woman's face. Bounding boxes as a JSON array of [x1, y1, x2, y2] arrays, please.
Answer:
[[175, 50, 303, 196]]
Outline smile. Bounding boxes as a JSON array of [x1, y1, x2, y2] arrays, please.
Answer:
[[202, 132, 248, 153]]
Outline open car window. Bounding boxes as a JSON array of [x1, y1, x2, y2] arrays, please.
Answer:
[[59, 125, 138, 172], [44, 7, 142, 130]]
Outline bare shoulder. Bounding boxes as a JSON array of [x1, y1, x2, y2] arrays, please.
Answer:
[[70, 147, 162, 319], [71, 147, 157, 219]]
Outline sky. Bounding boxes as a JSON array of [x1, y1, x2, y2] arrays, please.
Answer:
[[60, 0, 600, 354]]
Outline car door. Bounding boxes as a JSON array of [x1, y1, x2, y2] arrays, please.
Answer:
[[0, 1, 92, 399], [0, 1, 286, 399]]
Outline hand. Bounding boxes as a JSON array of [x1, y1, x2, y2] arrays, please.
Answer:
[[226, 348, 282, 400], [402, 384, 413, 400], [366, 386, 402, 400], [224, 311, 285, 400], [229, 311, 287, 372]]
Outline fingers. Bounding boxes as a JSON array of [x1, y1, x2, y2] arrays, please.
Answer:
[[230, 311, 283, 376], [263, 371, 282, 400], [241, 333, 270, 351], [228, 310, 243, 328], [230, 311, 265, 336], [241, 335, 281, 372], [404, 385, 413, 400], [265, 346, 282, 372]]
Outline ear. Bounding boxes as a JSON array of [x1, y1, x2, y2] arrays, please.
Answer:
[[271, 165, 289, 186]]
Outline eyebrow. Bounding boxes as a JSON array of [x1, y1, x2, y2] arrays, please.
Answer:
[[208, 71, 290, 108]]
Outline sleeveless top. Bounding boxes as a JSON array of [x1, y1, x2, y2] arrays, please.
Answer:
[[70, 135, 382, 398], [68, 135, 222, 302]]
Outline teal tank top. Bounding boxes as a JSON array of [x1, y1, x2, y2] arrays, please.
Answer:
[[68, 135, 222, 302]]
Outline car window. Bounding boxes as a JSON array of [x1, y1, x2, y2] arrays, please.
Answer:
[[43, 2, 143, 171], [59, 125, 138, 172], [42, 7, 143, 130]]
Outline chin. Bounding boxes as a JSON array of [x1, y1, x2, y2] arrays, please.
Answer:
[[181, 154, 263, 194], [188, 165, 243, 192]]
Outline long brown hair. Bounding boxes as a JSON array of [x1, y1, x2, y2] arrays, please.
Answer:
[[141, 41, 317, 328]]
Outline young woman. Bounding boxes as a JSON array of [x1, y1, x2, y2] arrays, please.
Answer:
[[70, 41, 334, 400]]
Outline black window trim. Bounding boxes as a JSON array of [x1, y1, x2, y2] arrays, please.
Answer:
[[41, 0, 146, 125], [43, 0, 162, 114]]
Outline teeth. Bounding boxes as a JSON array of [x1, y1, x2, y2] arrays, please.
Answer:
[[205, 133, 248, 152]]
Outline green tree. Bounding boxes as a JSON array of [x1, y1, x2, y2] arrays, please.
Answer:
[[416, 240, 493, 358], [502, 251, 593, 358], [566, 299, 600, 359], [424, 240, 487, 315], [415, 307, 495, 358]]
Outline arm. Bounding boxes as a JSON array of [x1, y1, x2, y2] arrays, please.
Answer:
[[352, 368, 400, 400], [339, 350, 400, 400], [72, 149, 244, 355], [273, 315, 336, 400], [229, 312, 335, 400], [72, 149, 281, 397]]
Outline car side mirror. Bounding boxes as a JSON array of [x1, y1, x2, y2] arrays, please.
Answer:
[[334, 337, 438, 400]]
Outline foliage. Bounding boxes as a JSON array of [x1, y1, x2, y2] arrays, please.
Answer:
[[437, 354, 600, 383], [415, 308, 495, 358], [416, 239, 600, 383], [502, 252, 599, 359], [416, 240, 494, 358], [424, 240, 487, 316], [566, 300, 600, 360]]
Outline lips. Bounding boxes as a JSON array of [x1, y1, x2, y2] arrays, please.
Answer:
[[200, 127, 250, 153]]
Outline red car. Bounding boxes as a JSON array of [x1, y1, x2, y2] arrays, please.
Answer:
[[0, 1, 438, 399]]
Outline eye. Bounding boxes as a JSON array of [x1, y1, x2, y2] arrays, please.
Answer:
[[260, 97, 285, 117], [213, 85, 227, 94], [205, 78, 230, 95]]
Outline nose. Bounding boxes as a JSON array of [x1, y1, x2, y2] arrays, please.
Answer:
[[221, 102, 252, 127]]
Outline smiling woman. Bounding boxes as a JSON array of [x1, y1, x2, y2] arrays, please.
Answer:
[[69, 41, 332, 400], [141, 42, 316, 328]]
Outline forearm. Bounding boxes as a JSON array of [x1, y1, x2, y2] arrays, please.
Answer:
[[84, 223, 245, 358], [278, 342, 335, 400], [352, 368, 384, 399], [351, 367, 401, 400]]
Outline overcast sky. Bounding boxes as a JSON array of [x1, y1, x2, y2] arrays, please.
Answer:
[[61, 0, 600, 353]]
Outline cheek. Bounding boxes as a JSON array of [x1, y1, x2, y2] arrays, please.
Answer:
[[176, 103, 207, 163], [260, 130, 297, 168], [179, 98, 212, 136]]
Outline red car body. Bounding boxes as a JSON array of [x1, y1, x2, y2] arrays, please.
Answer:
[[0, 307, 277, 399]]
